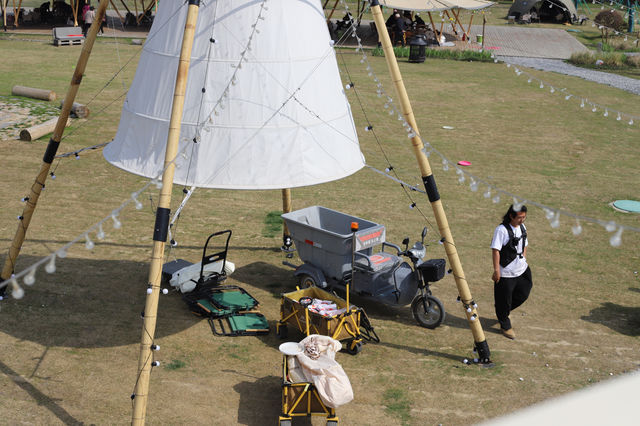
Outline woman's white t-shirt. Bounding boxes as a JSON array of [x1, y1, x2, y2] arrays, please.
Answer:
[[490, 224, 528, 278]]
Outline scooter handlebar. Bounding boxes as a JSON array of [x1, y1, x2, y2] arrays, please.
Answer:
[[382, 241, 403, 255]]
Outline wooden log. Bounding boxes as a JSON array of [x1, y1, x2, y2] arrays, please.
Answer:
[[20, 118, 70, 141], [60, 100, 90, 118], [11, 85, 57, 102]]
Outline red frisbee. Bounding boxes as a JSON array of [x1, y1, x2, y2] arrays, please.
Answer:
[[457, 160, 471, 166]]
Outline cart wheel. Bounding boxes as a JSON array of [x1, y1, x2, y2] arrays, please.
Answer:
[[277, 324, 288, 339], [411, 295, 445, 329], [279, 420, 292, 426], [298, 274, 317, 288], [326, 421, 338, 426], [345, 341, 362, 355]]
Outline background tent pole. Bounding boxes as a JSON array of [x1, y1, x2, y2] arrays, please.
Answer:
[[282, 188, 292, 247], [0, 0, 110, 291], [131, 1, 200, 424], [369, 0, 491, 363]]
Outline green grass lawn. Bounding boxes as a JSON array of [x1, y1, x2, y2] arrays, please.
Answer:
[[0, 21, 639, 426]]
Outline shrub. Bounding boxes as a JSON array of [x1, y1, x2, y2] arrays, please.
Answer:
[[569, 51, 595, 66], [626, 55, 640, 68], [600, 52, 626, 68], [594, 10, 626, 32]]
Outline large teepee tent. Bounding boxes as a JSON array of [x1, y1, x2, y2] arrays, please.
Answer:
[[103, 0, 364, 189]]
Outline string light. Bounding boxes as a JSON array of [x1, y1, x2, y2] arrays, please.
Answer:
[[85, 234, 95, 250], [572, 220, 583, 236], [610, 226, 623, 247], [10, 277, 24, 299], [23, 268, 36, 286], [45, 255, 56, 274], [97, 224, 105, 240], [111, 213, 122, 229]]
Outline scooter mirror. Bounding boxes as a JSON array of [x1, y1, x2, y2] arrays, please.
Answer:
[[421, 227, 428, 243], [402, 237, 410, 248]]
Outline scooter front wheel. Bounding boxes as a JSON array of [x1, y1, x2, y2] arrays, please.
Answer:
[[411, 295, 445, 329]]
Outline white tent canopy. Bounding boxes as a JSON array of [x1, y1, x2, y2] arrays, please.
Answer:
[[104, 0, 364, 190], [379, 0, 494, 12]]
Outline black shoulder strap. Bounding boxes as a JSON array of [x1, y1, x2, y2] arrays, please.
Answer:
[[502, 223, 514, 242]]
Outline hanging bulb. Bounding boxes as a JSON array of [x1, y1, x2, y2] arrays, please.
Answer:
[[132, 192, 143, 210], [572, 220, 583, 236], [364, 125, 372, 132], [45, 255, 56, 274], [565, 94, 571, 100], [112, 213, 121, 229], [550, 212, 561, 228], [506, 63, 511, 68], [470, 180, 479, 192], [345, 83, 352, 89], [604, 109, 609, 117], [409, 202, 416, 209], [57, 248, 67, 259], [152, 178, 163, 189], [545, 208, 555, 220], [580, 99, 585, 108], [466, 306, 472, 313], [513, 197, 523, 211], [527, 78, 532, 83], [442, 159, 449, 171], [85, 234, 94, 250], [539, 82, 544, 89], [162, 288, 169, 295], [629, 118, 634, 125], [147, 285, 153, 295], [10, 277, 24, 299], [484, 188, 491, 198], [492, 194, 500, 204], [24, 267, 36, 286], [550, 87, 555, 93], [616, 113, 621, 121], [97, 224, 105, 240], [592, 106, 597, 112], [609, 226, 623, 247], [605, 221, 617, 232]]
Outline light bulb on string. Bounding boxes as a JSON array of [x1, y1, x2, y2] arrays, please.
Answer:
[[616, 112, 621, 121], [604, 109, 609, 117], [513, 197, 524, 211], [456, 168, 465, 183], [580, 99, 585, 108], [527, 78, 532, 83], [10, 277, 24, 299], [85, 234, 94, 250], [565, 94, 571, 100], [592, 105, 597, 113], [492, 194, 501, 204], [550, 212, 561, 228], [483, 188, 491, 198], [152, 178, 162, 189], [605, 221, 617, 232], [550, 87, 555, 93], [442, 159, 449, 171], [97, 224, 105, 240], [609, 226, 623, 247], [24, 267, 36, 286], [470, 180, 479, 192], [572, 220, 583, 236], [539, 82, 544, 89], [131, 192, 143, 210], [57, 248, 67, 259], [629, 118, 634, 125], [111, 213, 121, 229], [545, 208, 555, 220], [45, 255, 56, 274]]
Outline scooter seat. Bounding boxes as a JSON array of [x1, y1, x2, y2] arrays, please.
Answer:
[[354, 252, 399, 273]]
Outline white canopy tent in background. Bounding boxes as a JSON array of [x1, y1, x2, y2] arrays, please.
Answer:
[[104, 0, 364, 190], [379, 0, 494, 12]]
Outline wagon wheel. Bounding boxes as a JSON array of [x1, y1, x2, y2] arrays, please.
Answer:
[[279, 420, 292, 426], [411, 295, 445, 329], [298, 273, 317, 288], [345, 340, 362, 355]]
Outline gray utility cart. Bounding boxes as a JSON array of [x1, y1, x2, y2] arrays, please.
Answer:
[[282, 206, 446, 329]]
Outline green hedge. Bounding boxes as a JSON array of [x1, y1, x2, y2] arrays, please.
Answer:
[[371, 47, 493, 62]]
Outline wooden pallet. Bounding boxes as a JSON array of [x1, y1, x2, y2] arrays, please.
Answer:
[[54, 38, 84, 46]]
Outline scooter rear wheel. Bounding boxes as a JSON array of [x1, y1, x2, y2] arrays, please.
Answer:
[[298, 274, 317, 288], [411, 295, 445, 329]]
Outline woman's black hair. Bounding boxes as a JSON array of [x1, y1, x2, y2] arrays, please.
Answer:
[[502, 204, 527, 225]]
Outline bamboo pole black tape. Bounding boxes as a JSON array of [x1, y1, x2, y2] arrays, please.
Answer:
[[152, 207, 170, 242], [422, 175, 440, 202], [475, 340, 491, 362], [43, 139, 60, 164]]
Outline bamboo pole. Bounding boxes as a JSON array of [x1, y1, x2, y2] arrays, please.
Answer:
[[369, 0, 491, 363], [0, 0, 110, 291], [3, 0, 7, 30], [131, 1, 200, 424], [282, 188, 292, 246], [443, 10, 459, 37]]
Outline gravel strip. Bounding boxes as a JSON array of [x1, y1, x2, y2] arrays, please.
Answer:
[[498, 56, 640, 96]]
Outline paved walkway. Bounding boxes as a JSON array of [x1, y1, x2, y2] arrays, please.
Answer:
[[469, 25, 588, 59]]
